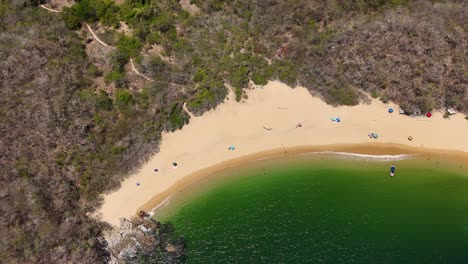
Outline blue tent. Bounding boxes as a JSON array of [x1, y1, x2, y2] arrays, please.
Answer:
[[388, 108, 394, 113]]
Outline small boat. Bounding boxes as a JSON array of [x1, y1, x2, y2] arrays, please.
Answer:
[[390, 165, 396, 177]]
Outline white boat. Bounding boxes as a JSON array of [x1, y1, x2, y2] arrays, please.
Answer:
[[390, 165, 396, 177]]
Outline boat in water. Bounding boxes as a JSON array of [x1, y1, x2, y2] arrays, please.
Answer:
[[390, 165, 396, 177]]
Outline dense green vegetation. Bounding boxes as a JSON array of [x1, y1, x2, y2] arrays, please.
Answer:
[[1, 0, 467, 263], [62, 0, 466, 114]]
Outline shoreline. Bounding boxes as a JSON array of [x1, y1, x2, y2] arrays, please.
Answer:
[[98, 81, 468, 226], [140, 143, 468, 217]]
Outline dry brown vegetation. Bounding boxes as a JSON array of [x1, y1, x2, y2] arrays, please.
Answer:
[[1, 0, 467, 263]]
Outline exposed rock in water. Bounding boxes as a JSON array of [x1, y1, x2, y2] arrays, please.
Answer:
[[105, 217, 186, 264]]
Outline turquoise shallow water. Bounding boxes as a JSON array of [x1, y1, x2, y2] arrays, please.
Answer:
[[160, 156, 468, 263]]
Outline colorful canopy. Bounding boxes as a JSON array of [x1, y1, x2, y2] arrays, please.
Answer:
[[426, 112, 432, 118], [388, 108, 394, 113]]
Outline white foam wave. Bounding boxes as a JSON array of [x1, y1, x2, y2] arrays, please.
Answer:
[[307, 151, 414, 161], [148, 193, 176, 216]]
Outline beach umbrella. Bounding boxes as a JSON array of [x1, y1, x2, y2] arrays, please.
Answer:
[[408, 136, 413, 141], [373, 133, 379, 139], [331, 117, 336, 122], [388, 108, 394, 113], [229, 145, 235, 150], [426, 112, 432, 118], [336, 118, 341, 122], [173, 162, 178, 167]]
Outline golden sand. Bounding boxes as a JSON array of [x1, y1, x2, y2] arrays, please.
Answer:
[[98, 81, 468, 226]]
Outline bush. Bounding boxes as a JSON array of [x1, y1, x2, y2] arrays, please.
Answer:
[[146, 32, 163, 45], [151, 13, 173, 33], [251, 72, 268, 86], [234, 87, 242, 101], [61, 6, 82, 30], [87, 64, 102, 77], [193, 68, 207, 82], [328, 85, 359, 106], [117, 35, 141, 58], [380, 94, 389, 103], [111, 145, 126, 155], [104, 71, 126, 86], [95, 90, 113, 110], [166, 103, 190, 132], [415, 95, 436, 113], [228, 66, 249, 90], [110, 49, 129, 72], [272, 60, 298, 87], [114, 89, 133, 110]]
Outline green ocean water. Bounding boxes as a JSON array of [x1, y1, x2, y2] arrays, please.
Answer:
[[159, 155, 468, 264]]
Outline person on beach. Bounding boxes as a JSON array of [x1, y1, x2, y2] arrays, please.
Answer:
[[296, 122, 302, 128]]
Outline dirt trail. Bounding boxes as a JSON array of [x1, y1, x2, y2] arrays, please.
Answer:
[[130, 58, 154, 81], [183, 102, 195, 118], [39, 5, 153, 82], [40, 4, 60, 13], [85, 23, 112, 48]]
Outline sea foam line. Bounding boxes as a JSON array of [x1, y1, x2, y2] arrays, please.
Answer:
[[307, 151, 414, 161], [148, 151, 412, 214], [148, 193, 176, 217]]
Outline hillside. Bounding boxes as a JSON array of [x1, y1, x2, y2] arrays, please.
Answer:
[[0, 0, 466, 263]]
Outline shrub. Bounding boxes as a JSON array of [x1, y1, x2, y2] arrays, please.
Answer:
[[114, 89, 133, 108], [193, 68, 207, 82], [111, 145, 126, 155], [61, 6, 82, 30], [272, 60, 298, 87], [380, 94, 389, 103], [166, 103, 189, 132], [87, 64, 102, 77], [151, 13, 173, 33], [95, 90, 113, 110], [251, 72, 268, 86], [415, 95, 436, 113], [104, 71, 126, 86], [328, 85, 359, 106], [117, 35, 141, 58], [228, 66, 249, 90], [234, 87, 242, 101], [146, 32, 162, 45]]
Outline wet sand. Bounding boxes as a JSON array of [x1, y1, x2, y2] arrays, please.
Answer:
[[98, 81, 468, 226]]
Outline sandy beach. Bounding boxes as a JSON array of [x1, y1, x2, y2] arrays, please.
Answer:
[[99, 81, 468, 226]]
